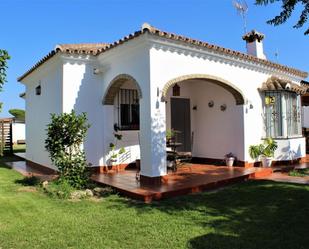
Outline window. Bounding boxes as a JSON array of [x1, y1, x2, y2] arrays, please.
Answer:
[[264, 91, 301, 138], [117, 89, 139, 130], [285, 92, 302, 136]]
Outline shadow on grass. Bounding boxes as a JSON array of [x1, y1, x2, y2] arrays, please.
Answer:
[[0, 154, 25, 163], [15, 176, 41, 186], [108, 180, 309, 249]]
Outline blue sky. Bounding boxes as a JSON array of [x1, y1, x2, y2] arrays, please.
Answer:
[[1, 0, 308, 118]]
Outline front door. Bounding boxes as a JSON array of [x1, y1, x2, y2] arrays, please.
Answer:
[[171, 98, 191, 152]]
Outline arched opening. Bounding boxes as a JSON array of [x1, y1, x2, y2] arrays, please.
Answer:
[[102, 74, 142, 169], [103, 74, 142, 105], [163, 74, 245, 163], [162, 74, 245, 105]]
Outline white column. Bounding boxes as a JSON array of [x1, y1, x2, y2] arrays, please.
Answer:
[[139, 84, 167, 178], [102, 105, 114, 166]]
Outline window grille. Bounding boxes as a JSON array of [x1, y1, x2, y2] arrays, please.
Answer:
[[264, 91, 301, 138], [117, 89, 139, 130]]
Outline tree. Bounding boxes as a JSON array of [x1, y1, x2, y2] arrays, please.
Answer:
[[0, 50, 10, 111], [8, 109, 25, 121], [255, 0, 309, 35], [45, 111, 90, 188]]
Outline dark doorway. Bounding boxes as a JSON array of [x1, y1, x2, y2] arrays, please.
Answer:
[[171, 98, 191, 152]]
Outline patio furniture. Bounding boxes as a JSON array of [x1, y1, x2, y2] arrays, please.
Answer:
[[166, 142, 182, 172]]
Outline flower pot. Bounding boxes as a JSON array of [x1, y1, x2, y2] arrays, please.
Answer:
[[261, 156, 272, 167], [225, 157, 235, 167]]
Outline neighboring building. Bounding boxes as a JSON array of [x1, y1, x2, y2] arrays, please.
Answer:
[[0, 117, 25, 154], [18, 24, 308, 184], [12, 119, 25, 144]]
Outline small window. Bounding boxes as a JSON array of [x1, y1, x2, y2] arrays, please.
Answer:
[[173, 84, 180, 96], [35, 85, 41, 95], [117, 89, 139, 130], [264, 91, 283, 137], [264, 91, 301, 138]]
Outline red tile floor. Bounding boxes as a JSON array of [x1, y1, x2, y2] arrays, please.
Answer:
[[261, 172, 309, 185], [9, 154, 309, 203], [91, 164, 272, 203], [4, 161, 57, 181]]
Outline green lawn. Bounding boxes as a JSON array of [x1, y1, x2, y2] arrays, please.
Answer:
[[13, 144, 26, 153], [1, 165, 309, 249]]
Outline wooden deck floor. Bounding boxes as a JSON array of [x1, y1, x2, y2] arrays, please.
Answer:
[[91, 164, 272, 202]]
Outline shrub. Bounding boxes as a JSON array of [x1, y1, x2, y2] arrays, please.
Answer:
[[45, 111, 90, 188], [249, 138, 278, 159], [8, 109, 25, 121], [288, 169, 309, 177], [42, 179, 75, 199]]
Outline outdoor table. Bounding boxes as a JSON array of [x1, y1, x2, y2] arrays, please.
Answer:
[[166, 142, 182, 172]]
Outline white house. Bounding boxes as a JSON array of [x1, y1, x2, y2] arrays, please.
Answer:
[[18, 24, 308, 184], [12, 119, 25, 144]]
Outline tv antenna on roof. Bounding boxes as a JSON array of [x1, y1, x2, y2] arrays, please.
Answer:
[[233, 0, 248, 34]]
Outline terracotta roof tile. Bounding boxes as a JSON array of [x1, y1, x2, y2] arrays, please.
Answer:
[[55, 43, 109, 55], [18, 24, 308, 82], [259, 76, 308, 95], [18, 43, 109, 81]]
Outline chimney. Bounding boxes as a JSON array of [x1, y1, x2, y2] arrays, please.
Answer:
[[242, 30, 266, 59]]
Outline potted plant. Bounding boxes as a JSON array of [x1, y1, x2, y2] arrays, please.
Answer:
[[108, 124, 126, 172], [166, 129, 176, 145], [225, 152, 236, 167], [249, 138, 278, 167]]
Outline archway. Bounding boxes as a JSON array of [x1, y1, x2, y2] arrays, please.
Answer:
[[102, 74, 142, 169], [103, 74, 142, 105], [163, 74, 245, 163], [161, 74, 245, 105]]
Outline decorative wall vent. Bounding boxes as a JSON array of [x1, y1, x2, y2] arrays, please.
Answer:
[[172, 84, 180, 96]]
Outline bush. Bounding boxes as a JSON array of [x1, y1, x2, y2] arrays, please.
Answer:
[[45, 111, 90, 188], [8, 109, 25, 121], [42, 179, 75, 199], [288, 169, 309, 177]]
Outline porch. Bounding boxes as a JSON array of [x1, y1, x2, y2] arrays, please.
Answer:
[[91, 164, 272, 203]]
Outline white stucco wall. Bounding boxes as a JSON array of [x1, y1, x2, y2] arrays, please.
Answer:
[[23, 57, 63, 169], [149, 39, 305, 163], [60, 37, 149, 168], [12, 123, 25, 144], [62, 58, 106, 167], [21, 33, 306, 173], [273, 137, 305, 160], [97, 36, 161, 176], [166, 80, 244, 160]]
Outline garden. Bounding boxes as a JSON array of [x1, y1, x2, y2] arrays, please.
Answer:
[[1, 161, 309, 249]]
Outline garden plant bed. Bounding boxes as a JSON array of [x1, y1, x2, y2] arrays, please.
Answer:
[[288, 168, 309, 177]]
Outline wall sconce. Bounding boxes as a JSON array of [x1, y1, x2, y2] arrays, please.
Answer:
[[35, 85, 41, 95], [93, 68, 104, 75], [208, 100, 214, 108], [220, 104, 227, 111], [93, 65, 110, 75]]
